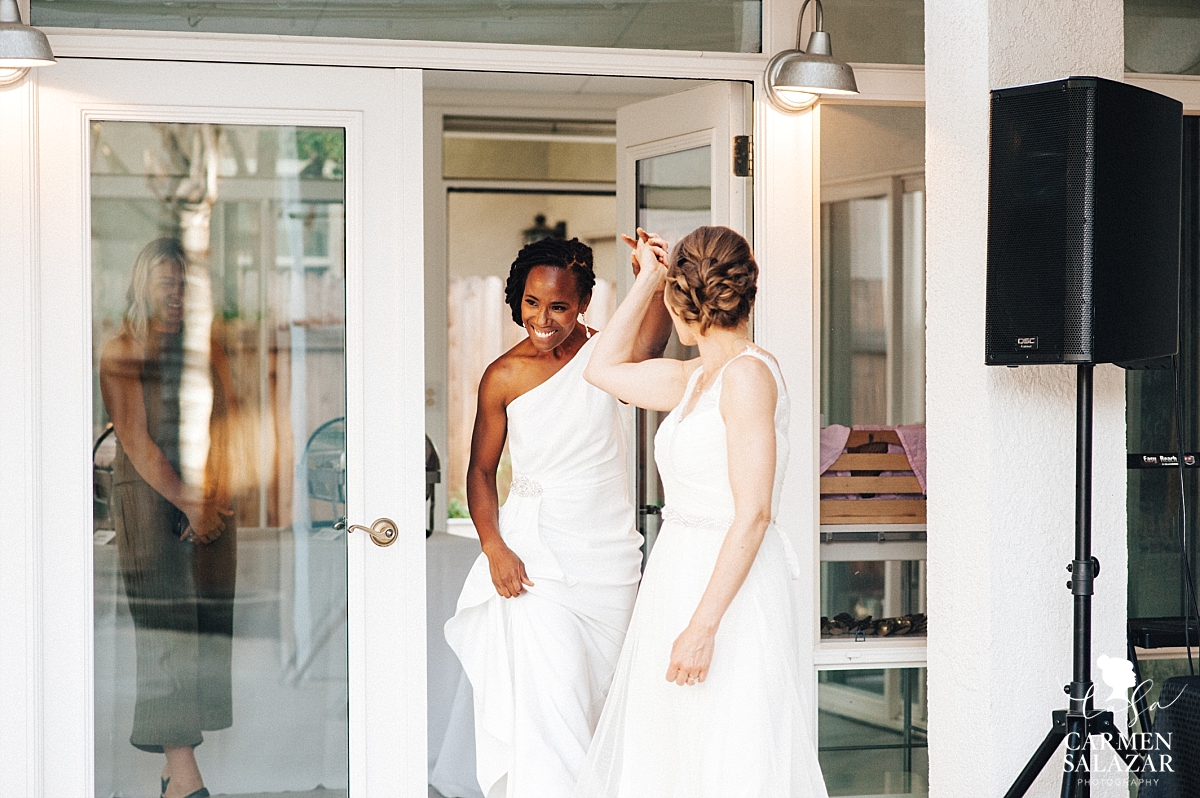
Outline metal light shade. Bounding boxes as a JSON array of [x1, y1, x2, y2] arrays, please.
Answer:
[[0, 0, 56, 87], [764, 0, 858, 112]]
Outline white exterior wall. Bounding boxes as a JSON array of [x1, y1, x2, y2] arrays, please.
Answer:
[[0, 76, 38, 798], [925, 2, 1128, 797]]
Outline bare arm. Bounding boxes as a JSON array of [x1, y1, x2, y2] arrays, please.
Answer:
[[624, 233, 674, 362], [99, 336, 217, 538], [665, 356, 778, 685], [466, 362, 533, 598], [584, 235, 698, 411]]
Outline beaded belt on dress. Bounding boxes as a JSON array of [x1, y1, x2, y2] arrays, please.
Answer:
[[661, 506, 736, 530], [509, 476, 543, 498]]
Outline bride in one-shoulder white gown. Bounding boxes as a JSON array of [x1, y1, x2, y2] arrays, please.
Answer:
[[444, 237, 670, 798], [445, 332, 644, 798], [576, 226, 829, 798]]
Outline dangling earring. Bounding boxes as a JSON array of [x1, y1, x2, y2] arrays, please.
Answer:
[[579, 312, 591, 339]]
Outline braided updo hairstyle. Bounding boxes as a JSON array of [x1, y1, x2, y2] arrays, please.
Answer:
[[664, 226, 758, 332], [504, 236, 596, 326]]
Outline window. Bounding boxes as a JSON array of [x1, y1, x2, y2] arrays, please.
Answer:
[[818, 105, 927, 797], [818, 668, 929, 796], [1127, 117, 1200, 620], [1126, 0, 1200, 75], [31, 0, 763, 52], [820, 106, 926, 427]]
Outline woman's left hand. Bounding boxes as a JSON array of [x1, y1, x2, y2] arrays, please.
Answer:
[[666, 622, 716, 686]]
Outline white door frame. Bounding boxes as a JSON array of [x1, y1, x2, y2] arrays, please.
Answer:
[[7, 59, 425, 797]]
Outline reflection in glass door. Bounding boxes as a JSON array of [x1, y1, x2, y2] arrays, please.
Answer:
[[633, 146, 710, 558], [91, 121, 349, 798]]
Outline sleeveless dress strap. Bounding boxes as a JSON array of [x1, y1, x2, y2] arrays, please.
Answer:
[[712, 346, 787, 399]]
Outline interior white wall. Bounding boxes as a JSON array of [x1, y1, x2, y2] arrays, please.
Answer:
[[447, 193, 617, 283], [925, 3, 1127, 797], [820, 105, 925, 187]]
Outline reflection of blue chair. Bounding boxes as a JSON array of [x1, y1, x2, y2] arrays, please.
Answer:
[[305, 415, 442, 535], [305, 417, 346, 528], [93, 423, 117, 532]]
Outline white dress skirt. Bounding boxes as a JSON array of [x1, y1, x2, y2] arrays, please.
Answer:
[[445, 334, 644, 798], [573, 348, 830, 798]]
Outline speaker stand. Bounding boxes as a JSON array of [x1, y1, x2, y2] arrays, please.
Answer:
[[1003, 365, 1142, 798]]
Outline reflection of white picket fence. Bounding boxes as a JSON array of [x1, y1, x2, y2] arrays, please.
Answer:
[[446, 276, 616, 503]]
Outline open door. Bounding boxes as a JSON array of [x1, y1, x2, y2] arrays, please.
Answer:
[[615, 81, 753, 558], [34, 59, 426, 797]]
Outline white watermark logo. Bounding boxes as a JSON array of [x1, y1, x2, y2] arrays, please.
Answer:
[[1060, 654, 1182, 787]]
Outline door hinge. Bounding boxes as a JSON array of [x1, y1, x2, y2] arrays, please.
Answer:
[[733, 135, 752, 177]]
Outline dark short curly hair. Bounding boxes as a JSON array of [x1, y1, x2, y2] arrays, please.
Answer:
[[665, 226, 758, 332], [503, 237, 596, 326]]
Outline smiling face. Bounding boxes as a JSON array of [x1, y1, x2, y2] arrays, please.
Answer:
[[521, 265, 590, 352], [148, 259, 185, 332]]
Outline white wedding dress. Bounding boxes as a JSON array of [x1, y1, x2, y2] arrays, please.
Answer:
[[574, 347, 830, 798], [445, 333, 644, 798]]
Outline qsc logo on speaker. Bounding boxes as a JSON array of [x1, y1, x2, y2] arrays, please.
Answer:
[[1016, 337, 1039, 350]]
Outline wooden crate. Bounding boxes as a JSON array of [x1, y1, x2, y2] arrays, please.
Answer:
[[820, 430, 926, 524]]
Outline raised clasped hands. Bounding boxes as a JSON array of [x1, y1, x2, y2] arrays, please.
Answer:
[[665, 621, 716, 687], [620, 227, 669, 288], [483, 539, 534, 599]]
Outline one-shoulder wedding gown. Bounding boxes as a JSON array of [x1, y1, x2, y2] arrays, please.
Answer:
[[445, 334, 644, 798], [574, 347, 830, 798]]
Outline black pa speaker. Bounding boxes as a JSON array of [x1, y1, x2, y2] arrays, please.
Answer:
[[986, 76, 1182, 367]]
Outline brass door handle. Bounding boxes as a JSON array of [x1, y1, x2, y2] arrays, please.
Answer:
[[334, 517, 398, 547]]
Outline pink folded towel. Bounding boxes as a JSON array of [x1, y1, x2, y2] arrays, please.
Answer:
[[895, 424, 927, 494], [818, 423, 927, 495], [819, 425, 851, 474]]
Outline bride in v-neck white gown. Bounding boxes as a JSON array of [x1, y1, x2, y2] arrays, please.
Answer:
[[575, 226, 829, 798]]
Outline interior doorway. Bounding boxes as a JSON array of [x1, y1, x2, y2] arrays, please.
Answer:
[[420, 70, 749, 798]]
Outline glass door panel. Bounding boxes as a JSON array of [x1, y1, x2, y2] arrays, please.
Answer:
[[632, 145, 711, 557], [817, 667, 929, 796], [636, 146, 712, 245], [617, 82, 750, 559], [91, 121, 350, 797]]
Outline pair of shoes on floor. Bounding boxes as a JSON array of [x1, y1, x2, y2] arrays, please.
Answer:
[[822, 612, 874, 635], [821, 611, 928, 637], [161, 778, 211, 798]]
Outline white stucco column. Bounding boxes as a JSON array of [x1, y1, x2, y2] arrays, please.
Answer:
[[926, 3, 1127, 797]]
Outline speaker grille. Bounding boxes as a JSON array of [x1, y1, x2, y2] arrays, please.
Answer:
[[987, 77, 1181, 366], [987, 84, 1095, 363], [1063, 87, 1094, 359]]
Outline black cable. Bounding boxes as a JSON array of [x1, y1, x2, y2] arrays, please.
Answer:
[[1172, 352, 1200, 675]]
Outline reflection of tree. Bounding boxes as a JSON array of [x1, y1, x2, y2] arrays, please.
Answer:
[[144, 124, 222, 495], [296, 130, 345, 180], [144, 123, 223, 260]]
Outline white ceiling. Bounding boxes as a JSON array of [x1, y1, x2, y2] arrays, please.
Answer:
[[424, 70, 708, 114]]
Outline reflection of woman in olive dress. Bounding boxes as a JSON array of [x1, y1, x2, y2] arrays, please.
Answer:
[[99, 238, 237, 798]]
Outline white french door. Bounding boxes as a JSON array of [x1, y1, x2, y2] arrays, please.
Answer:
[[615, 81, 752, 556], [35, 59, 426, 796], [616, 81, 752, 261]]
